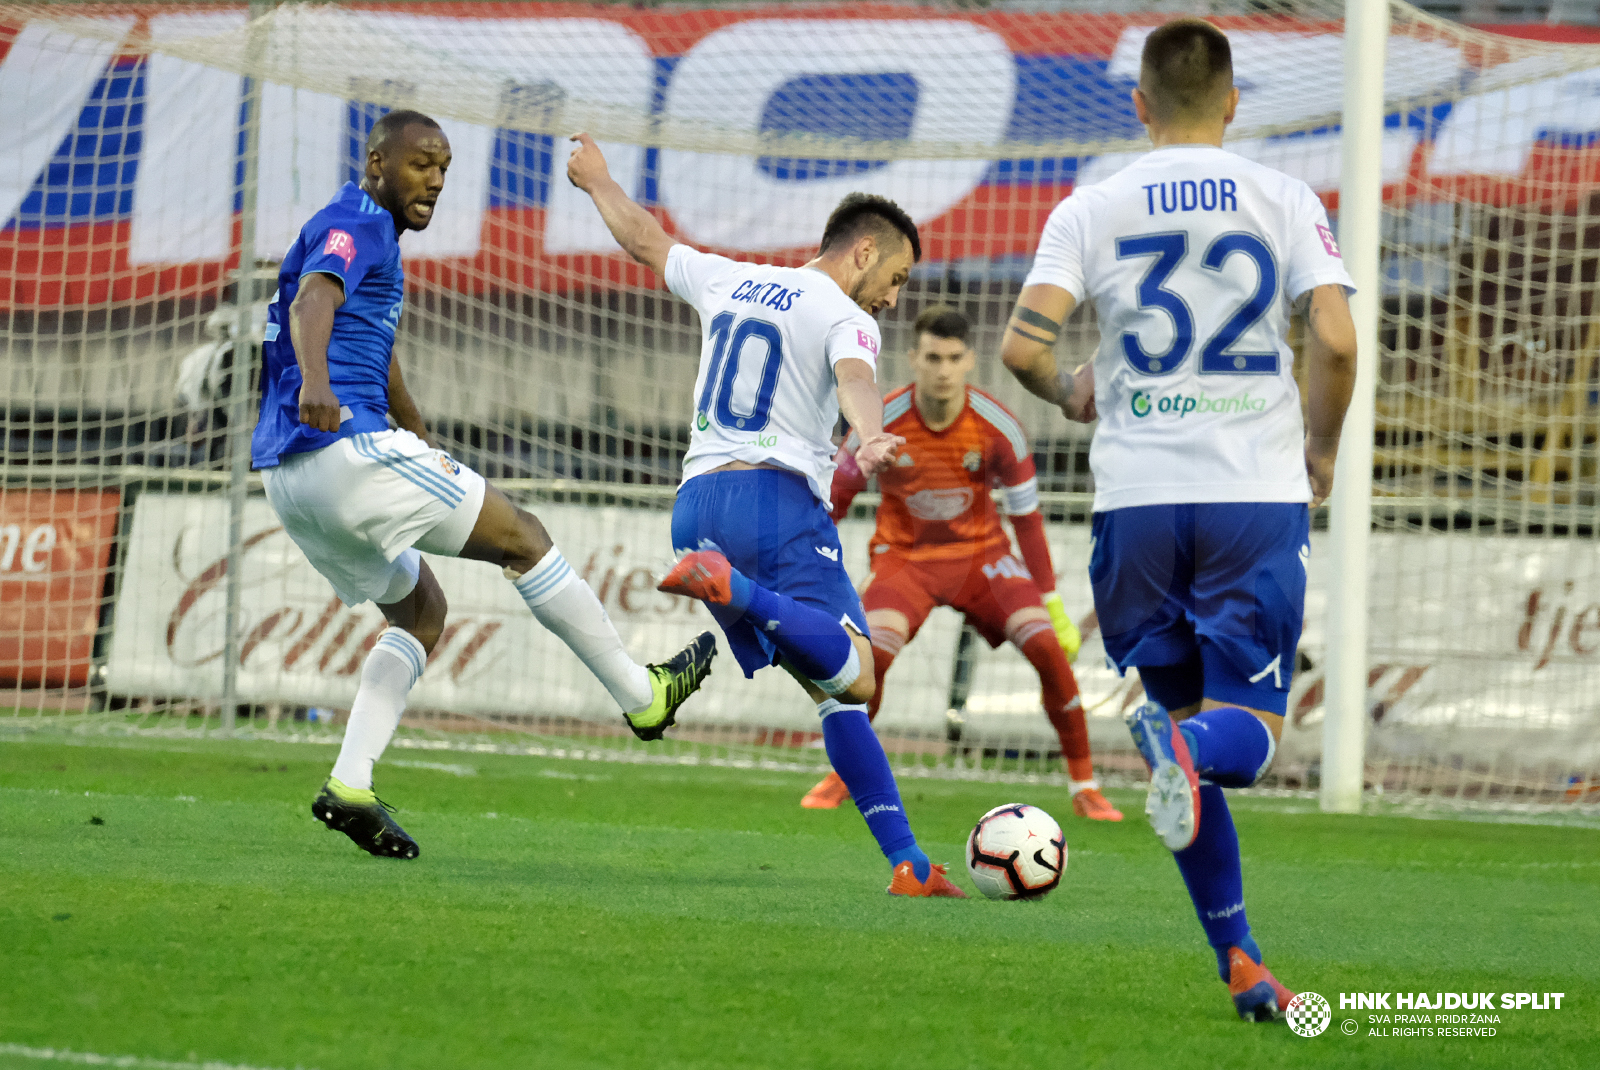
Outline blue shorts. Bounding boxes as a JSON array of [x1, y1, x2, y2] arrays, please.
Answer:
[[671, 468, 869, 679], [1089, 502, 1309, 715]]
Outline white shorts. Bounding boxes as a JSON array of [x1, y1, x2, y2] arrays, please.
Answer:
[[261, 429, 488, 606]]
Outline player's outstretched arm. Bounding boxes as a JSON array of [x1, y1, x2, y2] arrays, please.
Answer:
[[1302, 283, 1358, 506], [289, 272, 345, 433], [387, 355, 435, 448], [835, 358, 905, 478], [1002, 284, 1093, 421], [566, 132, 675, 277]]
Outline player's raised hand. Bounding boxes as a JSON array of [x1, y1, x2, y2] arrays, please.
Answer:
[[1305, 436, 1338, 506], [566, 133, 611, 193], [1059, 361, 1097, 424], [298, 381, 342, 433], [855, 432, 907, 478]]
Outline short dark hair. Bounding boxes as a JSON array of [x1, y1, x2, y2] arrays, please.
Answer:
[[1139, 18, 1233, 125], [366, 109, 442, 154], [914, 304, 969, 344], [819, 192, 922, 263]]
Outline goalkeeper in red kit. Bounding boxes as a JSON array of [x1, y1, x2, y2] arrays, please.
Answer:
[[802, 305, 1122, 821]]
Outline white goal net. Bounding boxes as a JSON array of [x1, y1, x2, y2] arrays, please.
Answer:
[[2, 0, 1597, 811]]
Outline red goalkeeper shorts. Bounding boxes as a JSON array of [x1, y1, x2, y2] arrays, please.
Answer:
[[860, 545, 1044, 648]]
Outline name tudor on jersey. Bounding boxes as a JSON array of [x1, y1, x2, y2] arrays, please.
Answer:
[[1141, 179, 1239, 215]]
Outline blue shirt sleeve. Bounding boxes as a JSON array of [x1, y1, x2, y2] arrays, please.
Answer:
[[298, 217, 391, 295]]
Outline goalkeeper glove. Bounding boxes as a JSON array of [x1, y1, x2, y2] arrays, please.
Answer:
[[1042, 592, 1081, 664]]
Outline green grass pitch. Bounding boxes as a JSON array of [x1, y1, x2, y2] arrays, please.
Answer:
[[1, 732, 1594, 1070]]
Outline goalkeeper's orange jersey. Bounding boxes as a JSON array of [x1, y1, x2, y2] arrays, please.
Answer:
[[835, 385, 1040, 564]]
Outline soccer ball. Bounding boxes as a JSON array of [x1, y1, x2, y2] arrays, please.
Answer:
[[966, 803, 1067, 900]]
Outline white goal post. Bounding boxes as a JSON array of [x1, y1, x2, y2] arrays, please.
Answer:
[[1, 1, 1598, 814]]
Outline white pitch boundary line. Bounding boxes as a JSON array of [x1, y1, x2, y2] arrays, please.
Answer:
[[0, 1043, 316, 1070]]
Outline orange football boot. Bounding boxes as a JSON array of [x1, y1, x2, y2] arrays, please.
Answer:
[[657, 550, 736, 605], [801, 771, 851, 809], [1071, 786, 1124, 822], [1227, 946, 1295, 1022], [886, 861, 968, 898]]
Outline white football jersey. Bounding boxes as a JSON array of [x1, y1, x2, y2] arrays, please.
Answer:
[[1024, 144, 1356, 511], [665, 244, 882, 503]]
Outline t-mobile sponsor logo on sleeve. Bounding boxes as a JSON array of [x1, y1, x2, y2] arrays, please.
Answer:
[[857, 329, 879, 356], [1316, 223, 1341, 257], [323, 229, 357, 269]]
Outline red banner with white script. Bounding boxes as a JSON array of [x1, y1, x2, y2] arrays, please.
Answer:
[[0, 488, 120, 687]]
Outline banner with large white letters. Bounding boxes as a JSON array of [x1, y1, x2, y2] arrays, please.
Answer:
[[4, 6, 1598, 306]]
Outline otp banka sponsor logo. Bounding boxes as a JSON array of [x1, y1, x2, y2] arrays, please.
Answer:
[[1130, 390, 1267, 419]]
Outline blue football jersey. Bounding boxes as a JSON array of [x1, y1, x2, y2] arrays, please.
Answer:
[[252, 183, 405, 468]]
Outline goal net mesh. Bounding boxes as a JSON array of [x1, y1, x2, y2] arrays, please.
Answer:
[[2, 0, 1597, 812]]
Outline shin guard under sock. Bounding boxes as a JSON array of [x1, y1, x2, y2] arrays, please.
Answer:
[[330, 629, 425, 790], [1020, 628, 1091, 768], [819, 699, 927, 880], [1172, 783, 1254, 978]]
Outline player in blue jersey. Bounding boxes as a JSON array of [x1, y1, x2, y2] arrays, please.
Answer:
[[254, 111, 716, 860], [1002, 21, 1359, 1019], [568, 133, 965, 897]]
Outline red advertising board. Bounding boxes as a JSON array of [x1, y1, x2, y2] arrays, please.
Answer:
[[0, 488, 120, 687]]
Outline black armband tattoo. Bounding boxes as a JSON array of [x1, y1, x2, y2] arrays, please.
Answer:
[[1007, 323, 1055, 346], [1012, 306, 1062, 337]]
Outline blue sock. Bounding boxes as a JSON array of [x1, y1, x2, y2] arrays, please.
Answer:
[[727, 568, 854, 685], [1172, 784, 1256, 980], [1178, 706, 1274, 789], [819, 700, 928, 880]]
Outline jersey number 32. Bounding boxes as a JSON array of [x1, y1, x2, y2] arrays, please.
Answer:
[[1115, 231, 1279, 377]]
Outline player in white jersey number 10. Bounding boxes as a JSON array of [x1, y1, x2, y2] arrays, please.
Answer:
[[568, 133, 965, 898], [1000, 19, 1359, 1021]]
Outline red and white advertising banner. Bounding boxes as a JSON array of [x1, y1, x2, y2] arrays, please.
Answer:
[[0, 488, 119, 688]]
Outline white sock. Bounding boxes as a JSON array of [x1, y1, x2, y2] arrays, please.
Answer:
[[511, 549, 653, 713], [330, 629, 426, 790], [1069, 777, 1101, 795]]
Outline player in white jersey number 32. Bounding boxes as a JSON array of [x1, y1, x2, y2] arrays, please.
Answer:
[[1000, 18, 1359, 1021]]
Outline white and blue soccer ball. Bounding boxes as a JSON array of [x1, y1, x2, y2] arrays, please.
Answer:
[[966, 803, 1067, 901]]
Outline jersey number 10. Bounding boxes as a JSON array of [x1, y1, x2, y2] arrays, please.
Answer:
[[699, 312, 784, 432], [1115, 231, 1279, 377]]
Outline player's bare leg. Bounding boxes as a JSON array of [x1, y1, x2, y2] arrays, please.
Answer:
[[315, 556, 446, 860], [1004, 606, 1122, 821], [801, 609, 906, 809], [461, 484, 714, 738]]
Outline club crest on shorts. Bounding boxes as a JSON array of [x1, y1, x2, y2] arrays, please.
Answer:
[[962, 450, 981, 471], [437, 453, 461, 477]]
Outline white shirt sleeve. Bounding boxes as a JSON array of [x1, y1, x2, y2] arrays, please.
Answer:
[[1022, 194, 1090, 302], [824, 314, 881, 374], [1284, 184, 1357, 301], [664, 244, 740, 310]]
